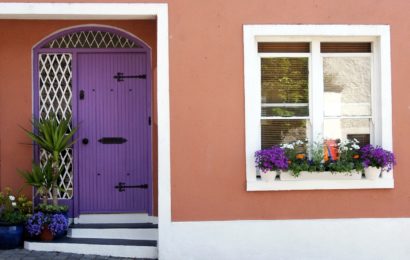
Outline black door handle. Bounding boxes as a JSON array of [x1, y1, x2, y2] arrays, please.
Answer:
[[82, 138, 89, 145]]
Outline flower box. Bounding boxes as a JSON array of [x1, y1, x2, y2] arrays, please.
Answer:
[[280, 170, 362, 181]]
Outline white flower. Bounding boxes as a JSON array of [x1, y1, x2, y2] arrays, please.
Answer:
[[295, 140, 304, 145], [12, 202, 16, 207], [9, 195, 15, 201], [342, 146, 349, 151], [353, 138, 359, 143], [281, 143, 294, 149], [352, 144, 360, 150]]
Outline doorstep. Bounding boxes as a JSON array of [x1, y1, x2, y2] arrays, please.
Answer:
[[25, 218, 159, 259], [24, 237, 158, 259]]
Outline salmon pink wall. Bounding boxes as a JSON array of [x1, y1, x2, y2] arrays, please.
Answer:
[[0, 19, 158, 214], [1, 0, 410, 221], [166, 0, 410, 221]]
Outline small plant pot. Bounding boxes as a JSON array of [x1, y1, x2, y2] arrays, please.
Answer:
[[364, 167, 382, 180], [0, 224, 24, 249], [260, 170, 278, 182], [39, 225, 54, 241]]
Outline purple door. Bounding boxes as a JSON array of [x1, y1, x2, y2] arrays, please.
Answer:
[[77, 52, 151, 214]]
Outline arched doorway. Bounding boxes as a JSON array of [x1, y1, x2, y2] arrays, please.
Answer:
[[33, 25, 153, 216]]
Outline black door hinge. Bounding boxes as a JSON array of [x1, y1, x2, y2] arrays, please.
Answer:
[[148, 116, 151, 126], [80, 90, 85, 100]]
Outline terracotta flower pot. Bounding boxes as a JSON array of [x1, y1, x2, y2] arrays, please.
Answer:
[[39, 225, 54, 241]]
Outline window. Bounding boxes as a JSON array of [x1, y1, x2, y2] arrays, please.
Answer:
[[244, 25, 393, 191]]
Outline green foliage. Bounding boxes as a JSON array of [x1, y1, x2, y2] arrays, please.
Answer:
[[281, 138, 365, 176], [0, 187, 32, 225], [270, 108, 295, 117], [262, 58, 308, 103], [288, 159, 310, 177], [19, 162, 54, 204], [21, 114, 77, 206], [22, 115, 77, 162], [35, 204, 68, 214]]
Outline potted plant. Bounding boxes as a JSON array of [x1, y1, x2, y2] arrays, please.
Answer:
[[0, 188, 32, 249], [26, 211, 69, 241], [255, 146, 288, 182], [22, 114, 77, 206], [19, 162, 54, 205], [34, 204, 69, 238], [359, 144, 396, 180], [280, 139, 363, 180], [325, 139, 363, 179]]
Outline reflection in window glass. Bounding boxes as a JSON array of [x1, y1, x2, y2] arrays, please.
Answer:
[[324, 118, 370, 143], [323, 57, 371, 117], [261, 119, 309, 149], [261, 57, 309, 146], [262, 58, 309, 104]]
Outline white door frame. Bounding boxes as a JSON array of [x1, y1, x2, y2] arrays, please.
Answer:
[[0, 1, 171, 251]]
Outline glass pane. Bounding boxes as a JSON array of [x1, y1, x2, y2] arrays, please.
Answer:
[[261, 119, 309, 149], [324, 118, 371, 143], [323, 57, 371, 116], [261, 57, 309, 104], [262, 106, 309, 117]]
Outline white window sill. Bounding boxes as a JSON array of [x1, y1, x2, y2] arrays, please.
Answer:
[[247, 177, 394, 191]]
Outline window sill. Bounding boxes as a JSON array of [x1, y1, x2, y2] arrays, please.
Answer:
[[247, 177, 394, 191]]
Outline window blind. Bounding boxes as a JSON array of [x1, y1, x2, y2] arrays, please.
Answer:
[[258, 42, 310, 53], [321, 42, 371, 53]]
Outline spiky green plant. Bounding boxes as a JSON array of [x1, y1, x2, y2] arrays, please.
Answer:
[[22, 114, 77, 206], [19, 162, 54, 205]]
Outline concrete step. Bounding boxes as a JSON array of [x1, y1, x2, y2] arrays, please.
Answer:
[[69, 223, 158, 240], [24, 237, 158, 259], [74, 213, 158, 224]]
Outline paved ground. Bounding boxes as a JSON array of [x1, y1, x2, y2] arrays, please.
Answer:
[[0, 248, 138, 260]]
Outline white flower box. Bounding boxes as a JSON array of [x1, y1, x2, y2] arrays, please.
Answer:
[[280, 170, 362, 181]]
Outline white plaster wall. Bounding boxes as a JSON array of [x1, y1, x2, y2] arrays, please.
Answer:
[[161, 218, 410, 260]]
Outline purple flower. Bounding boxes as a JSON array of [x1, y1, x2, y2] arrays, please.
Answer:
[[359, 144, 396, 171], [26, 212, 68, 237], [26, 212, 46, 236], [255, 146, 288, 172], [48, 213, 68, 235]]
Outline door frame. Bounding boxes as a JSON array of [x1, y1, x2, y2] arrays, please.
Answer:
[[32, 25, 153, 216]]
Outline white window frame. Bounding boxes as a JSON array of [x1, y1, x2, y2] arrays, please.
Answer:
[[244, 25, 393, 191]]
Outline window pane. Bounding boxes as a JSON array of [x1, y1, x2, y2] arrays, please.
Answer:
[[261, 119, 308, 149], [324, 118, 371, 142], [261, 58, 309, 104], [323, 57, 371, 116], [262, 106, 309, 117]]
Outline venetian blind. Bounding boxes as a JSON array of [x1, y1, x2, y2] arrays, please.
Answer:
[[261, 56, 309, 149], [321, 42, 371, 53]]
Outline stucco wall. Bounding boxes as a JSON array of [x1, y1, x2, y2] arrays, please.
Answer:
[[1, 0, 410, 221], [0, 19, 158, 214], [167, 0, 408, 221]]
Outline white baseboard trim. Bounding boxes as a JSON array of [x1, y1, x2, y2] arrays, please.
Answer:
[[160, 218, 410, 260], [24, 241, 158, 259]]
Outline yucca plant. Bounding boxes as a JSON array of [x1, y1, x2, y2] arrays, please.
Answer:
[[19, 162, 54, 205], [22, 114, 77, 206]]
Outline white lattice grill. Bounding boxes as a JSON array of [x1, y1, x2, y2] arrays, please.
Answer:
[[39, 53, 73, 199], [43, 30, 141, 49]]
